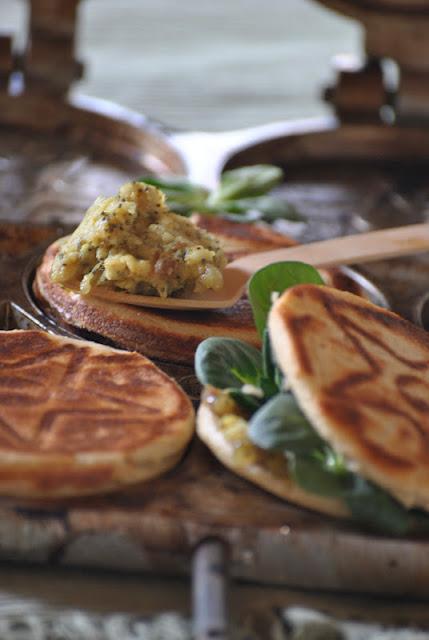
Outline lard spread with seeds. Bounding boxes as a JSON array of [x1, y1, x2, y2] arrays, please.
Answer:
[[51, 181, 226, 298]]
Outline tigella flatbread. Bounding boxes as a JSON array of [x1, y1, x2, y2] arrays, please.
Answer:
[[269, 284, 429, 511], [34, 217, 298, 365], [0, 330, 194, 497], [195, 276, 429, 534]]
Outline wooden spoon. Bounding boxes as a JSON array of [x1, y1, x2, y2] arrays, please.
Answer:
[[88, 222, 429, 311]]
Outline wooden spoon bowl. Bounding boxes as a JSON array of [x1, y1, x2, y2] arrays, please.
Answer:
[[87, 222, 429, 310]]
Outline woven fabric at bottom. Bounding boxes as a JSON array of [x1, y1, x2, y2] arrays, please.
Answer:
[[0, 604, 426, 640]]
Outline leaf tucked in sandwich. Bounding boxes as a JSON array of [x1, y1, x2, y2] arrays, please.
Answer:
[[195, 337, 263, 412], [195, 337, 262, 390], [248, 393, 325, 456], [195, 260, 429, 535], [248, 394, 415, 535], [248, 261, 324, 337]]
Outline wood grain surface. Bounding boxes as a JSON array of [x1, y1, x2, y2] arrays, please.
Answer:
[[0, 437, 429, 597]]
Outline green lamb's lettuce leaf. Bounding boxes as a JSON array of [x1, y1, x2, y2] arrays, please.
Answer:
[[248, 393, 325, 455], [195, 337, 262, 390], [228, 389, 263, 413], [195, 262, 324, 410], [292, 456, 415, 535], [261, 328, 276, 384], [194, 332, 284, 413], [250, 397, 419, 535], [259, 328, 282, 399], [138, 164, 303, 223], [195, 336, 266, 414], [208, 165, 283, 204], [138, 176, 209, 216], [137, 176, 207, 195], [248, 261, 324, 337], [290, 455, 354, 497], [212, 195, 302, 222], [344, 476, 413, 536]]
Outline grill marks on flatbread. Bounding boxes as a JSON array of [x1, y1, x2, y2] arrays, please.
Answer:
[[0, 330, 194, 497], [269, 284, 429, 510]]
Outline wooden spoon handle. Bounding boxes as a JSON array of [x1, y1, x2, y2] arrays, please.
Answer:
[[232, 222, 429, 275]]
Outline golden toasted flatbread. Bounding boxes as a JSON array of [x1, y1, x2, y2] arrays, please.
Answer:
[[34, 241, 259, 364], [34, 215, 376, 366], [196, 390, 347, 518], [269, 284, 429, 511], [190, 213, 298, 259], [0, 330, 194, 498], [34, 218, 298, 365]]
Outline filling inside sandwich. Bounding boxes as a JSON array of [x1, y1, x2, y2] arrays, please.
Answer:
[[51, 181, 227, 298], [195, 261, 429, 536]]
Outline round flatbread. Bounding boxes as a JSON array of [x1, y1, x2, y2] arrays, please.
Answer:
[[0, 330, 194, 497], [34, 242, 259, 364], [33, 218, 298, 365], [269, 284, 429, 510], [196, 390, 347, 518], [34, 216, 378, 366]]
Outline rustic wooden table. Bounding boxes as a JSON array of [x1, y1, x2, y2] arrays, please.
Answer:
[[0, 1, 428, 638]]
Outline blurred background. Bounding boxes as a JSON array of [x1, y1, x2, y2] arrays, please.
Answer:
[[1, 0, 360, 131]]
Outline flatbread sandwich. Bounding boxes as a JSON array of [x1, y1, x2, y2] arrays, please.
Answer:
[[196, 261, 429, 534], [0, 330, 194, 497]]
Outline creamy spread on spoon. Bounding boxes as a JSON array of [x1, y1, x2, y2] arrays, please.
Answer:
[[51, 181, 227, 298]]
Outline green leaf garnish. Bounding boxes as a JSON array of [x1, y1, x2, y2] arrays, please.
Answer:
[[291, 455, 354, 497], [195, 337, 262, 390], [248, 393, 325, 455], [229, 389, 263, 413], [248, 261, 324, 337], [344, 476, 412, 536], [259, 328, 282, 398], [208, 165, 284, 204], [138, 176, 209, 216], [138, 164, 303, 223], [138, 176, 208, 196], [253, 403, 422, 536], [213, 196, 302, 221]]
